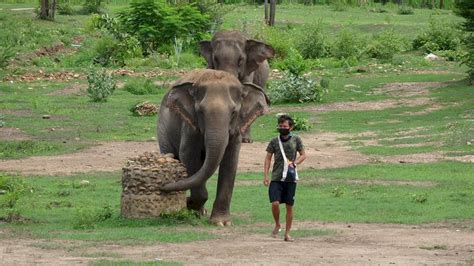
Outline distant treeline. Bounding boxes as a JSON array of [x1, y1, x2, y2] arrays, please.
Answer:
[[0, 0, 455, 9]]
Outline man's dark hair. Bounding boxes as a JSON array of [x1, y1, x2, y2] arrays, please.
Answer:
[[278, 114, 294, 127]]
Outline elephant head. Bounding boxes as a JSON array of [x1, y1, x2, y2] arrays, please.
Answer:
[[161, 70, 270, 192], [199, 31, 275, 83]]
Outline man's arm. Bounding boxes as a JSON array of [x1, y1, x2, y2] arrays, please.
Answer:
[[293, 149, 306, 167], [263, 152, 273, 186]]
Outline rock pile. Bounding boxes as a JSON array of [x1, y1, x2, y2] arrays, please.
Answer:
[[121, 152, 187, 218]]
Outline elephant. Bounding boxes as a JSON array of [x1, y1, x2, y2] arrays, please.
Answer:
[[157, 69, 270, 225], [199, 30, 275, 143]]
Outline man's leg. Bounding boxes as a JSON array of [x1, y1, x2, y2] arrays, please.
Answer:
[[284, 204, 293, 241], [271, 201, 281, 235]]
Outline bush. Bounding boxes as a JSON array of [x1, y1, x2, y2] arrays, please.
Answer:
[[291, 114, 312, 131], [268, 72, 326, 104], [273, 48, 309, 76], [57, 2, 75, 15], [366, 30, 406, 61], [92, 34, 142, 67], [296, 23, 330, 59], [124, 79, 160, 95], [81, 0, 104, 15], [412, 19, 462, 53], [331, 28, 366, 60], [397, 5, 414, 15], [118, 0, 210, 54], [86, 68, 116, 102], [253, 26, 295, 59]]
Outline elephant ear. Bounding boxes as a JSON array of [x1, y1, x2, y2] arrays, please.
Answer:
[[199, 40, 213, 69], [166, 81, 198, 131], [245, 40, 275, 76], [239, 82, 270, 134]]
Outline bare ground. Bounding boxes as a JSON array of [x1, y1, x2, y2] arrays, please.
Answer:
[[1, 221, 473, 265]]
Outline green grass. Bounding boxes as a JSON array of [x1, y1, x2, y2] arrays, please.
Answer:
[[1, 161, 472, 244], [0, 140, 87, 159]]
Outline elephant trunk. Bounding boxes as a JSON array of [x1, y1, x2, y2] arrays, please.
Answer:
[[161, 128, 229, 192]]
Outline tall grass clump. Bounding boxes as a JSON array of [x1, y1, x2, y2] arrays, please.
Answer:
[[412, 19, 461, 53], [331, 28, 366, 61]]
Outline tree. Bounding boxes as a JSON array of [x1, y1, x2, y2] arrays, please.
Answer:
[[264, 0, 269, 25], [268, 0, 276, 26], [455, 0, 474, 84], [39, 0, 57, 20]]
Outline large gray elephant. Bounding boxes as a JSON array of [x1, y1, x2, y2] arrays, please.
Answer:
[[199, 30, 275, 143], [157, 69, 269, 225]]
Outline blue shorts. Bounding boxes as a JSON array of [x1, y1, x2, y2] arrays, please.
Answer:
[[269, 181, 297, 206]]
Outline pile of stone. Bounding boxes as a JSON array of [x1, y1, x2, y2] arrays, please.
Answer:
[[121, 152, 187, 219]]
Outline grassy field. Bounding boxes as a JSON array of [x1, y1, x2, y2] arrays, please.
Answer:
[[0, 2, 473, 264]]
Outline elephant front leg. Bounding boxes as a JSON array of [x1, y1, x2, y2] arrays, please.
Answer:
[[210, 140, 241, 226]]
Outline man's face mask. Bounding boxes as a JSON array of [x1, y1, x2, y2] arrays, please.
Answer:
[[278, 127, 290, 136]]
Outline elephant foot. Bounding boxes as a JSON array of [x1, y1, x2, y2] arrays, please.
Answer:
[[210, 215, 232, 226], [186, 197, 208, 217], [242, 138, 253, 143]]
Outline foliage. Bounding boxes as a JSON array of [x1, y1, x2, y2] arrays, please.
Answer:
[[159, 209, 202, 226], [455, 0, 474, 83], [412, 19, 461, 53], [290, 114, 313, 131], [0, 175, 28, 209], [331, 28, 366, 60], [0, 46, 14, 69], [118, 0, 210, 54], [268, 72, 326, 104], [296, 22, 331, 59], [57, 1, 75, 15], [124, 79, 161, 95], [274, 48, 309, 76], [81, 0, 105, 14], [397, 5, 414, 15], [252, 26, 295, 59], [91, 14, 143, 66], [366, 30, 406, 61], [73, 205, 113, 229], [86, 68, 116, 102]]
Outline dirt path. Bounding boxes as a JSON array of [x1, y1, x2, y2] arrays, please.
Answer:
[[1, 221, 473, 265]]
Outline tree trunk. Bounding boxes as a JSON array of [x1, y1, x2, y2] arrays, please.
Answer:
[[264, 0, 269, 25], [439, 0, 445, 9], [269, 0, 276, 26], [39, 0, 56, 20]]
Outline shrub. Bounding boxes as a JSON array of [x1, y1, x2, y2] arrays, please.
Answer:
[[268, 72, 326, 104], [57, 2, 75, 15], [412, 19, 461, 53], [331, 28, 365, 60], [366, 30, 406, 61], [118, 0, 210, 54], [124, 79, 160, 95], [253, 26, 295, 59], [397, 5, 414, 15], [273, 48, 309, 76], [92, 34, 142, 67], [86, 68, 116, 102], [81, 0, 104, 15], [296, 23, 330, 59], [291, 114, 312, 131]]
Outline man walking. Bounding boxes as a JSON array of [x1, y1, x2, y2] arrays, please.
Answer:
[[263, 114, 306, 242]]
